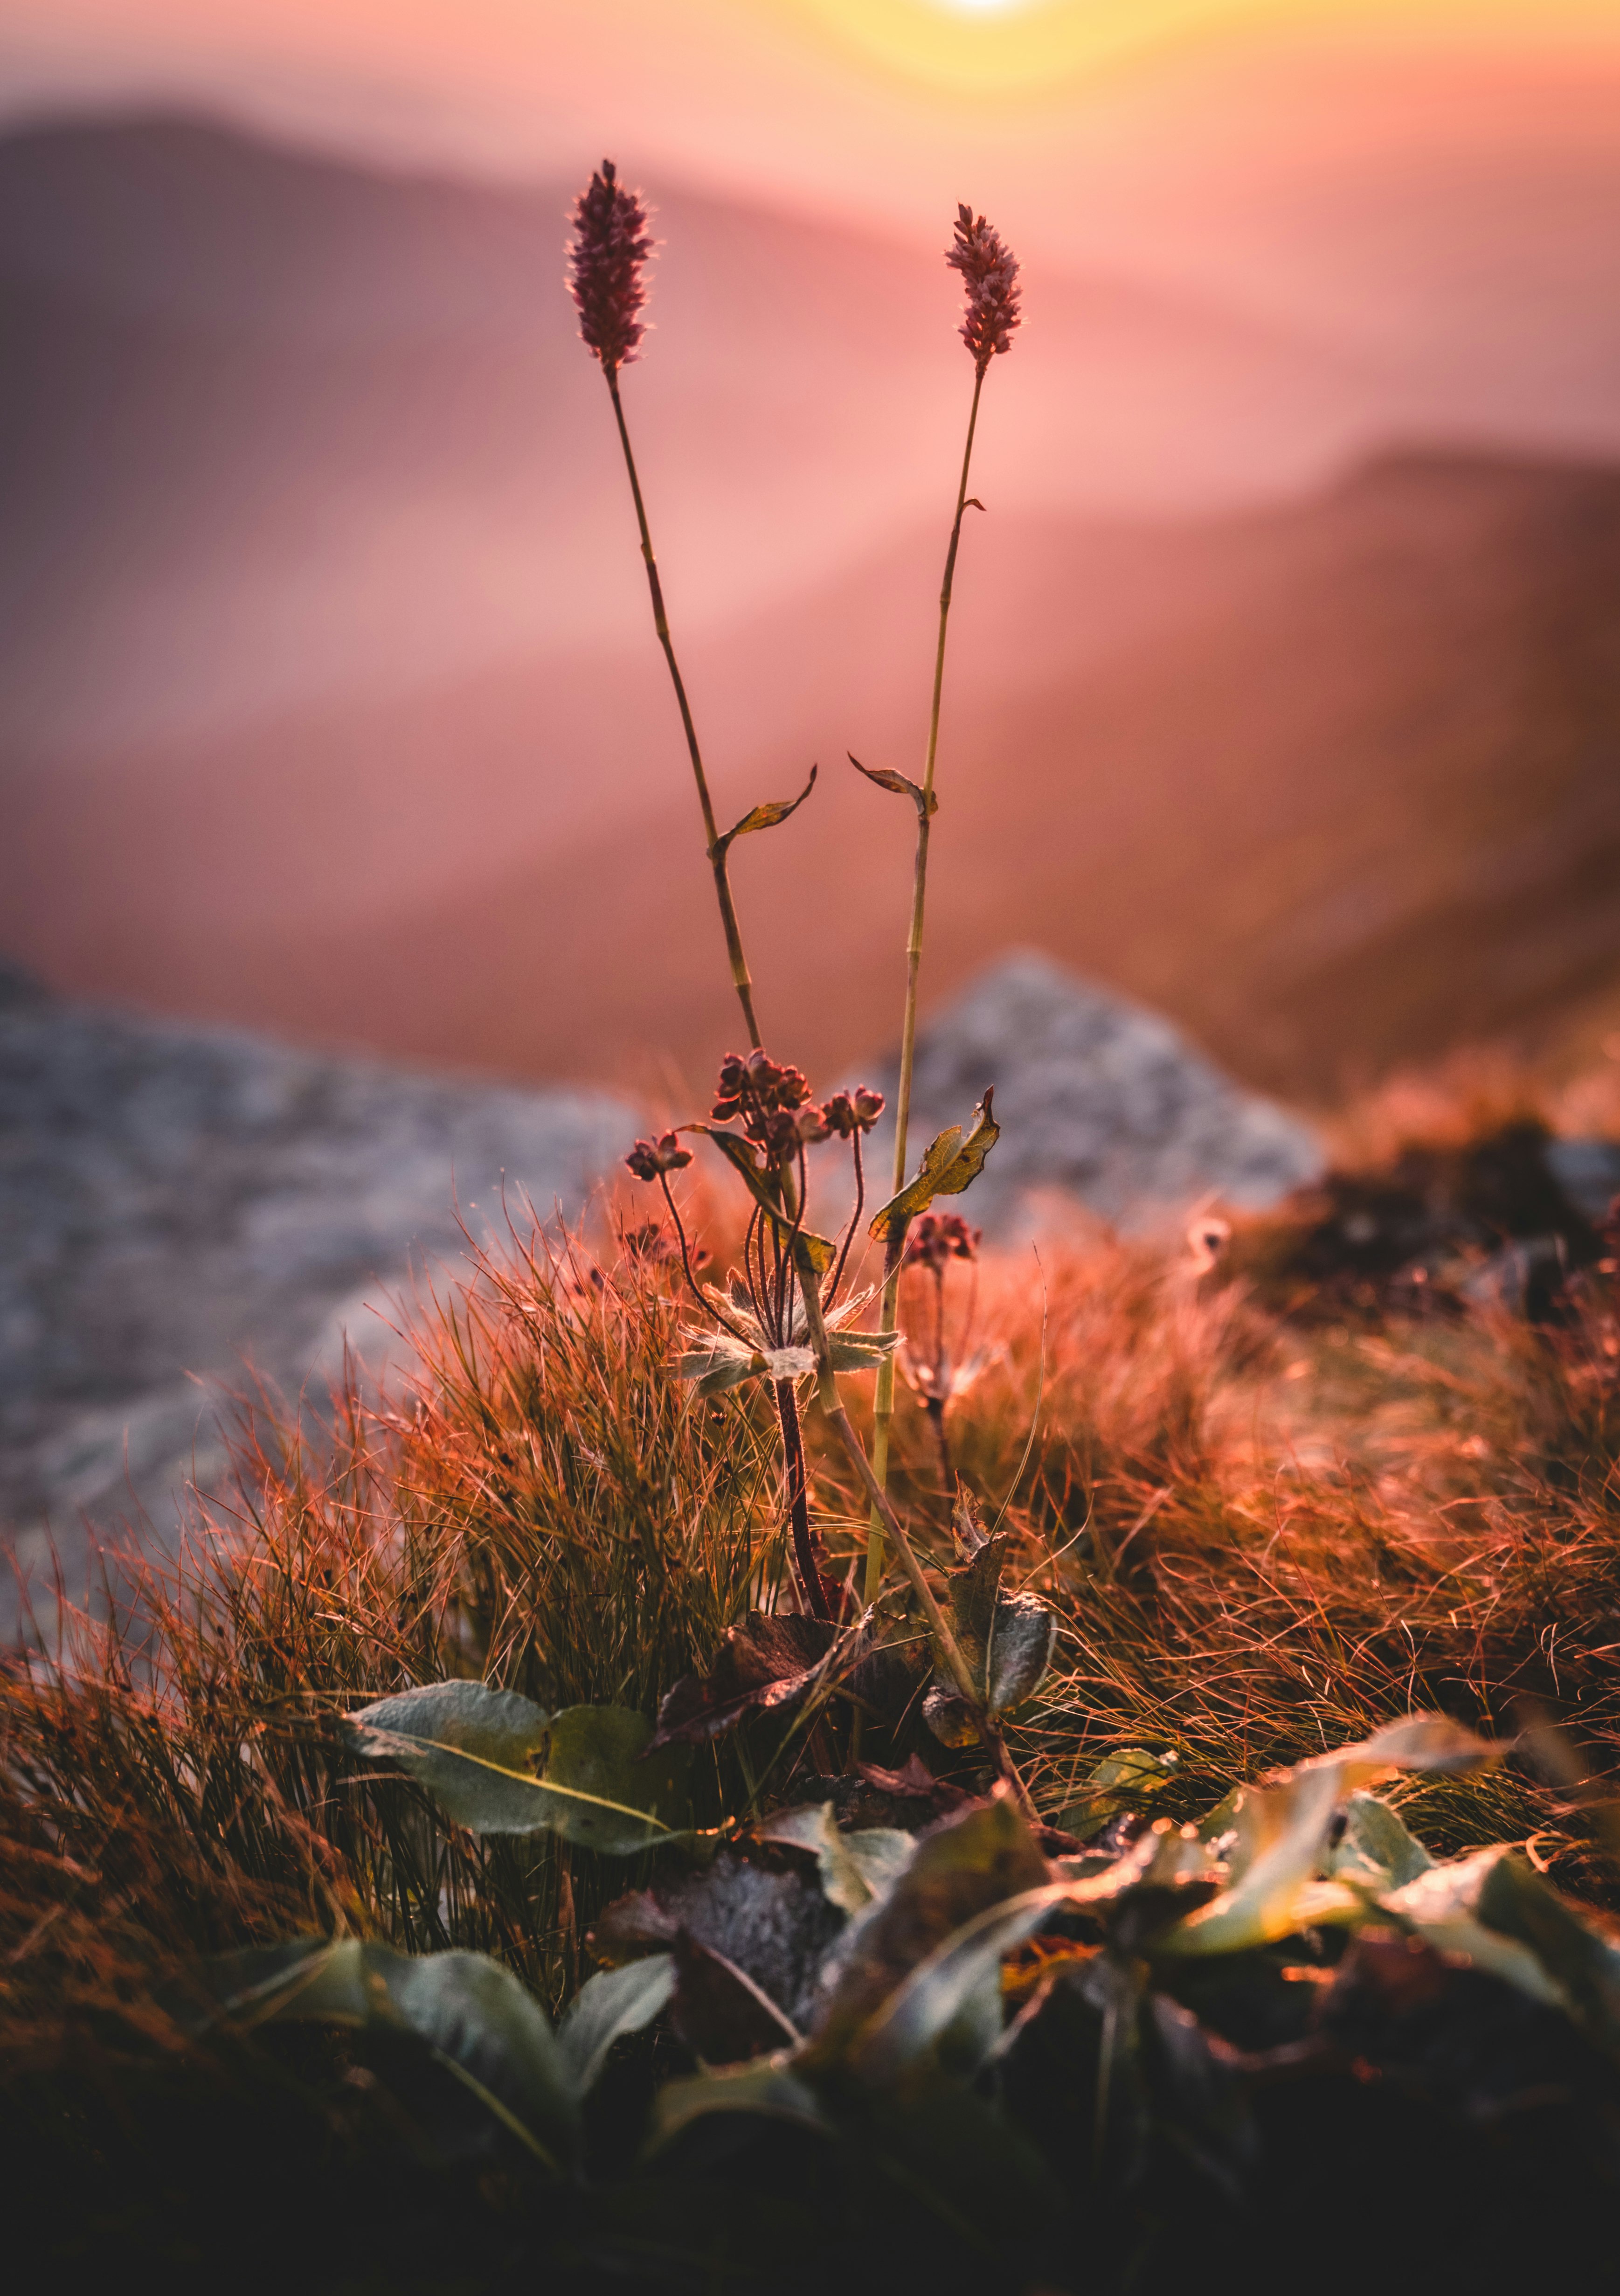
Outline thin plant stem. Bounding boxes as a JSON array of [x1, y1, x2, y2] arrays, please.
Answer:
[[865, 362, 988, 1602], [775, 1377, 830, 1622], [604, 370, 761, 1048], [796, 1262, 1037, 1822]]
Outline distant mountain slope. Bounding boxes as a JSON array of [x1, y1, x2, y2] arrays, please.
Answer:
[[0, 111, 1372, 752], [9, 447, 1619, 1103], [219, 449, 1620, 1104]]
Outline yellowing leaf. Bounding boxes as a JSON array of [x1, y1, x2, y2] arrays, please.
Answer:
[[869, 1092, 1000, 1241], [708, 765, 818, 860]]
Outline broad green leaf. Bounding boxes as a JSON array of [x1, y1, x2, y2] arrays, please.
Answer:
[[174, 1937, 578, 2166], [812, 1791, 1050, 2060], [848, 751, 938, 820], [555, 1954, 676, 2098], [1090, 1749, 1177, 1800], [1059, 1748, 1177, 1839], [760, 1801, 915, 1917], [1378, 1845, 1620, 2042], [1325, 1791, 1433, 1892], [383, 1950, 579, 2159], [651, 2057, 831, 2147], [921, 1531, 1054, 1732], [985, 1592, 1056, 1714], [833, 1826, 1225, 2084], [868, 1091, 999, 1242], [1379, 1849, 1572, 2010], [709, 765, 817, 860], [1161, 1715, 1497, 1957], [346, 1681, 687, 1852], [166, 1935, 377, 2032], [1474, 1847, 1620, 2049], [847, 1884, 1057, 2082]]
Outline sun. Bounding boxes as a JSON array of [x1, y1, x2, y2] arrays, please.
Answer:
[[789, 0, 1260, 98]]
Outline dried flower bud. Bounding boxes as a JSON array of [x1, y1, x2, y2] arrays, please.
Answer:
[[568, 160, 655, 378], [711, 1053, 750, 1120], [794, 1103, 831, 1146], [625, 1131, 692, 1182], [759, 1110, 801, 1165], [947, 203, 1021, 375], [711, 1047, 815, 1138], [912, 1211, 980, 1271], [824, 1086, 885, 1139]]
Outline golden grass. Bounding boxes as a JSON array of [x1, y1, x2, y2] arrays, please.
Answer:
[[7, 1126, 1620, 2079]]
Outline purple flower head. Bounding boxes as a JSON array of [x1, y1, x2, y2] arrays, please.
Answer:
[[911, 1211, 981, 1272], [947, 203, 1021, 375], [568, 159, 655, 377], [625, 1131, 692, 1182], [823, 1087, 886, 1140]]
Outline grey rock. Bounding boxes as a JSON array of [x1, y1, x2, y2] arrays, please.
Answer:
[[1459, 1234, 1572, 1316], [1544, 1137, 1620, 1225], [871, 953, 1323, 1235], [0, 989, 631, 1632]]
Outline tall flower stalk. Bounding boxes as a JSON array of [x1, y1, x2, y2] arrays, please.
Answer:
[[568, 160, 762, 1047], [580, 164, 1039, 1810], [864, 204, 1022, 1602]]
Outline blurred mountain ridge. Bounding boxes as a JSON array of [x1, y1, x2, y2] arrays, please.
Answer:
[[0, 110, 1371, 754], [4, 113, 1620, 1105]]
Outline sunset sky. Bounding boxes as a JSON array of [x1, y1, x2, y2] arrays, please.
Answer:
[[4, 1, 1617, 262]]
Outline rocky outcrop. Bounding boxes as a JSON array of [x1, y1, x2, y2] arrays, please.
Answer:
[[873, 953, 1324, 1234], [0, 971, 629, 1630]]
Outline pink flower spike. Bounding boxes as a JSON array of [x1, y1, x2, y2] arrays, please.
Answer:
[[568, 159, 656, 377], [946, 203, 1021, 374]]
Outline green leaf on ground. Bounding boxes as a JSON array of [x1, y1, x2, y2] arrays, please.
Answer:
[[760, 1801, 916, 1916], [651, 2058, 831, 2147], [812, 1790, 1050, 2067], [555, 1955, 677, 2098], [921, 1532, 1054, 1738], [1161, 1715, 1498, 1957], [173, 1937, 579, 2165], [346, 1681, 686, 1852]]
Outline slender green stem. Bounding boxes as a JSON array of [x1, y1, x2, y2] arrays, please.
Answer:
[[864, 361, 988, 1602], [605, 370, 762, 1048], [802, 1268, 1036, 1816], [775, 1376, 830, 1622], [797, 1273, 978, 1708]]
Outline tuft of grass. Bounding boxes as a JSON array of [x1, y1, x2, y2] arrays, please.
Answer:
[[1, 1220, 781, 2058], [9, 1105, 1620, 2082]]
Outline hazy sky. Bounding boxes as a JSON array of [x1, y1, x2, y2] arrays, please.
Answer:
[[4, 1, 1616, 262]]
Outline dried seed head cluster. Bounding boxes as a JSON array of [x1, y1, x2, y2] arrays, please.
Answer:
[[947, 202, 1021, 374], [712, 1050, 830, 1162], [823, 1087, 886, 1140], [568, 159, 655, 377], [625, 1131, 692, 1182], [912, 1211, 980, 1272]]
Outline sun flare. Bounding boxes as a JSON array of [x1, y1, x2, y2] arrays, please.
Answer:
[[792, 0, 1614, 100]]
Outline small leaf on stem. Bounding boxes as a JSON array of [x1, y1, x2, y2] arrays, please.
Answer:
[[709, 765, 818, 860], [849, 753, 938, 820]]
